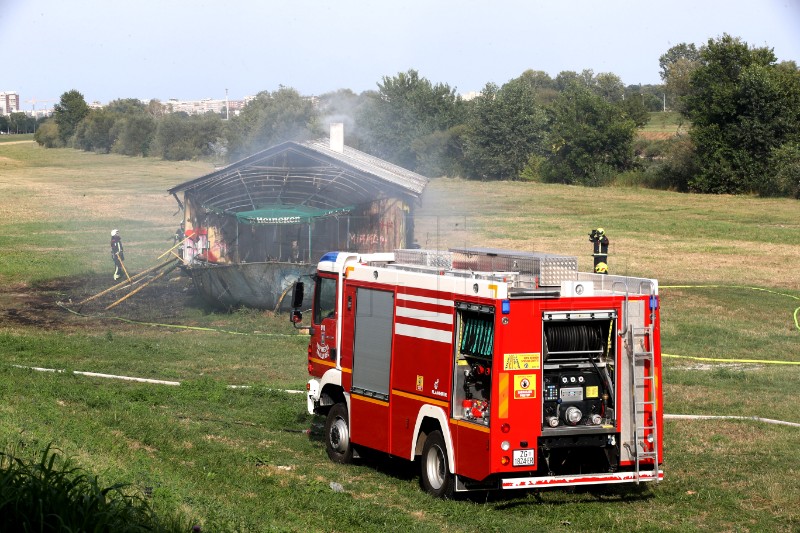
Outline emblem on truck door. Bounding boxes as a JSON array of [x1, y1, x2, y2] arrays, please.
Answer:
[[316, 343, 330, 359]]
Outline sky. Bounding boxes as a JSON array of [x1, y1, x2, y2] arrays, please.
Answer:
[[2, 0, 799, 107]]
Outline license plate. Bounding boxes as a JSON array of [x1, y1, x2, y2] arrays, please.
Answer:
[[513, 449, 535, 467]]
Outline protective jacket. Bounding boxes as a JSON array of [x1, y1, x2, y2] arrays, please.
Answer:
[[111, 235, 124, 262]]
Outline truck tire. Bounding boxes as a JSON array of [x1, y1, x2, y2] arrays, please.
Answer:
[[420, 430, 454, 498], [324, 402, 353, 464]]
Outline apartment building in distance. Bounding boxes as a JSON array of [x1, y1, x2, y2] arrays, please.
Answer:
[[165, 97, 250, 116], [0, 92, 21, 115]]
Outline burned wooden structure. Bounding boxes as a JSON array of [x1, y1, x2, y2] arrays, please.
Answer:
[[167, 126, 429, 309]]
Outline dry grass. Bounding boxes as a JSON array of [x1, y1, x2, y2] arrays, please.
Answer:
[[418, 178, 800, 289], [0, 145, 209, 228]]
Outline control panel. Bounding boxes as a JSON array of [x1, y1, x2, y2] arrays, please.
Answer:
[[543, 369, 609, 428]]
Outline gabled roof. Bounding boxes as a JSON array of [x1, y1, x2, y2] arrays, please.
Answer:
[[168, 139, 428, 214]]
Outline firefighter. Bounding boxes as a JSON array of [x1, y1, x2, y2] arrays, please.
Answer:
[[589, 228, 609, 274], [111, 229, 125, 281], [173, 222, 184, 245], [173, 222, 185, 259]]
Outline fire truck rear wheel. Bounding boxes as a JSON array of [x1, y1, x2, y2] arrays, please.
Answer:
[[325, 402, 353, 464], [420, 430, 454, 498]]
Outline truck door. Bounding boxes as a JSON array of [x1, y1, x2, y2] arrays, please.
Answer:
[[349, 287, 394, 452], [309, 275, 338, 368]]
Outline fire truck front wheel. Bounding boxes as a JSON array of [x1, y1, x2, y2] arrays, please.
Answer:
[[324, 403, 353, 464], [420, 430, 454, 498]]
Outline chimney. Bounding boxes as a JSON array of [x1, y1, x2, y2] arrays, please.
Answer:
[[330, 122, 344, 153]]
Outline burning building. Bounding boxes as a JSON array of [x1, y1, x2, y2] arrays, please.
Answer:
[[168, 124, 429, 310]]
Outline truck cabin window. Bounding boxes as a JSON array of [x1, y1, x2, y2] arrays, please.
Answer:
[[314, 276, 337, 324]]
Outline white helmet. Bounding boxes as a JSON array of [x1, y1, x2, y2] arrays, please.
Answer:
[[111, 229, 119, 237]]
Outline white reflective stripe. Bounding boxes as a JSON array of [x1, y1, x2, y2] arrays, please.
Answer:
[[397, 293, 453, 308], [395, 323, 452, 344], [501, 470, 663, 489], [395, 305, 453, 324]]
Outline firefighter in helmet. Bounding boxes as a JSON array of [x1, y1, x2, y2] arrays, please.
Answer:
[[111, 229, 125, 281], [589, 228, 609, 275]]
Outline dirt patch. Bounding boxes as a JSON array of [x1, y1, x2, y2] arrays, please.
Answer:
[[0, 267, 202, 332], [637, 131, 680, 140]]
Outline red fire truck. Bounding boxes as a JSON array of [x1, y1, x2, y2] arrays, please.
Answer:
[[291, 247, 663, 497]]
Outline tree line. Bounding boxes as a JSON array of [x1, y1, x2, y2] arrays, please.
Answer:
[[34, 34, 800, 198], [0, 113, 38, 134]]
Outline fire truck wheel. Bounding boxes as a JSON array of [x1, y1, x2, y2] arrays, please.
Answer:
[[324, 403, 353, 464], [420, 430, 454, 498]]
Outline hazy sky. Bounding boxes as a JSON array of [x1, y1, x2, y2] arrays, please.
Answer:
[[2, 0, 799, 106]]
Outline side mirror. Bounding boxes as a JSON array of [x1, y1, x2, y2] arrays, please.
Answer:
[[290, 310, 303, 324], [291, 281, 304, 309]]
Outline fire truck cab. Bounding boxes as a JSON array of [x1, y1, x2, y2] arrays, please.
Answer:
[[296, 248, 663, 497]]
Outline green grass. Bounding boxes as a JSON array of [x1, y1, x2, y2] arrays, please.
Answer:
[[0, 142, 798, 531], [0, 444, 184, 531], [642, 111, 687, 133], [0, 133, 34, 143]]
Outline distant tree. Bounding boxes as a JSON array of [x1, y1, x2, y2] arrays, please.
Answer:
[[412, 124, 469, 178], [104, 98, 155, 156], [7, 112, 34, 134], [152, 112, 225, 161], [664, 58, 698, 113], [33, 120, 61, 148], [53, 89, 90, 145], [515, 69, 559, 104], [226, 86, 319, 160], [685, 34, 800, 194], [649, 135, 698, 192], [112, 114, 156, 156], [74, 109, 116, 153], [462, 77, 547, 180], [619, 96, 650, 128], [659, 43, 700, 81], [555, 70, 581, 91], [146, 99, 167, 118], [540, 84, 637, 185], [593, 73, 625, 103], [659, 43, 701, 113], [106, 98, 147, 115], [358, 69, 464, 171]]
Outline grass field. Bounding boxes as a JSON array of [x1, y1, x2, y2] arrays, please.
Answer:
[[0, 133, 35, 144], [0, 141, 798, 531]]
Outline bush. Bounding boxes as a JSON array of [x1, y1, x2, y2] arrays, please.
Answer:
[[633, 137, 671, 161], [33, 121, 62, 148], [613, 170, 648, 188], [764, 142, 800, 198], [649, 135, 698, 191], [0, 444, 184, 532]]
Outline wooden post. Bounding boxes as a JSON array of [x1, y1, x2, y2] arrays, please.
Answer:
[[76, 258, 176, 306], [104, 262, 179, 310]]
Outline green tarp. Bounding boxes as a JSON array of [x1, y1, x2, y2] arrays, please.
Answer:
[[232, 205, 353, 225]]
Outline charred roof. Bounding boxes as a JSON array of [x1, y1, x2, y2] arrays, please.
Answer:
[[168, 139, 429, 214]]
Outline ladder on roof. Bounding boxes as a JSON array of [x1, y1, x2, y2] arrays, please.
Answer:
[[627, 325, 660, 483]]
